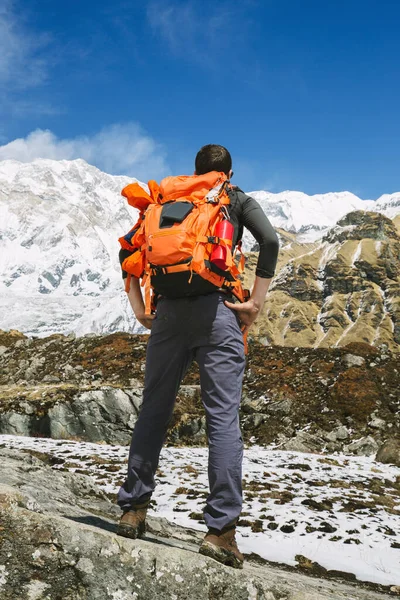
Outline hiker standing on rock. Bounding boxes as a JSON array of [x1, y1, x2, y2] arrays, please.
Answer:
[[116, 144, 279, 568]]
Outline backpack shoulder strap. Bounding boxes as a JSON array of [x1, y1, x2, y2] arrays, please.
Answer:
[[227, 186, 244, 244]]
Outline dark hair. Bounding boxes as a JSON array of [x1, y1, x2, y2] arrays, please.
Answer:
[[195, 144, 232, 176]]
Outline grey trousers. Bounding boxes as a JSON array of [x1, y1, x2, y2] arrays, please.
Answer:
[[117, 292, 246, 531]]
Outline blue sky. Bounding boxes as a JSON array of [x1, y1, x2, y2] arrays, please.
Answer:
[[0, 0, 399, 198]]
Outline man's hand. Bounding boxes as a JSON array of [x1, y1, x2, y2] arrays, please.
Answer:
[[135, 313, 155, 330], [225, 276, 272, 334], [224, 298, 261, 334]]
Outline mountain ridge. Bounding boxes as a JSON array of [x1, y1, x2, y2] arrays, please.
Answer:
[[1, 158, 400, 340], [2, 156, 398, 202]]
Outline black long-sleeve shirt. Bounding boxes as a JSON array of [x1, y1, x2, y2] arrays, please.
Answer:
[[227, 187, 279, 279], [119, 185, 279, 280]]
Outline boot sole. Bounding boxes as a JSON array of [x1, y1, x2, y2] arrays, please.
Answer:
[[116, 522, 146, 540], [199, 541, 244, 569]]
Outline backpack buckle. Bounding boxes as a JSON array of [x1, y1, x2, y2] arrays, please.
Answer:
[[207, 236, 220, 244]]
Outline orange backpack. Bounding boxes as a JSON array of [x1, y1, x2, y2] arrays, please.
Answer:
[[119, 171, 249, 316]]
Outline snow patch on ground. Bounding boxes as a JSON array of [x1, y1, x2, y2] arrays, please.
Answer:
[[1, 434, 399, 586]]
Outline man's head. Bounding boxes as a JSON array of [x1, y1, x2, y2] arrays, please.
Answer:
[[195, 144, 232, 177]]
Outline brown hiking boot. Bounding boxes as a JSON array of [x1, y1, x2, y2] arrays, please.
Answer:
[[116, 501, 148, 540], [199, 526, 244, 569]]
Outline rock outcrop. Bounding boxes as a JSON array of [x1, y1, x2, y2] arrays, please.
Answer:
[[0, 385, 141, 444], [0, 331, 399, 456], [0, 447, 394, 600], [245, 211, 400, 350]]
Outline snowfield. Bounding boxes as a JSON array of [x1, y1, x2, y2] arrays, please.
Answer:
[[1, 434, 399, 587]]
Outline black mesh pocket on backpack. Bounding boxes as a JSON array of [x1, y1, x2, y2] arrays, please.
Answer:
[[159, 202, 194, 228]]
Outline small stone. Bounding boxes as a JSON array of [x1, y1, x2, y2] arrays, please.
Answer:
[[390, 586, 400, 595], [343, 354, 365, 368], [326, 426, 348, 442], [368, 417, 385, 430], [344, 436, 379, 457], [318, 522, 337, 533], [376, 439, 400, 467], [42, 375, 60, 383], [335, 426, 349, 440], [280, 524, 295, 533], [63, 364, 76, 377], [268, 399, 292, 414], [19, 401, 35, 415], [252, 414, 264, 428]]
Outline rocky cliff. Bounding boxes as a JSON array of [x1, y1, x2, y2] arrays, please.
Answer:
[[246, 211, 400, 351]]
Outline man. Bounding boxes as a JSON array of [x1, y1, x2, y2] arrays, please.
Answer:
[[116, 144, 279, 569]]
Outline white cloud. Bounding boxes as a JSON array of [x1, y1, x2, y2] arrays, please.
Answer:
[[0, 0, 54, 119], [0, 124, 170, 180], [147, 1, 245, 67], [0, 0, 50, 89]]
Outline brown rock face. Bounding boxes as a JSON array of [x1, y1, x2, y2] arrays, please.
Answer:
[[323, 211, 399, 243], [329, 367, 381, 423], [246, 211, 400, 350]]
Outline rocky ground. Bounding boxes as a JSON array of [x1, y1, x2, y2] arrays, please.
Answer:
[[0, 330, 399, 460], [1, 435, 399, 587], [0, 446, 398, 599]]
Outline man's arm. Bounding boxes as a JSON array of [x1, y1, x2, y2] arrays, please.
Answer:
[[120, 248, 154, 330], [126, 276, 155, 330], [239, 194, 279, 279], [225, 193, 279, 332]]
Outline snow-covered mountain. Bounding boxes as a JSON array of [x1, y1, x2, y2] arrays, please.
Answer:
[[1, 158, 399, 336], [0, 159, 137, 336], [248, 189, 400, 244]]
